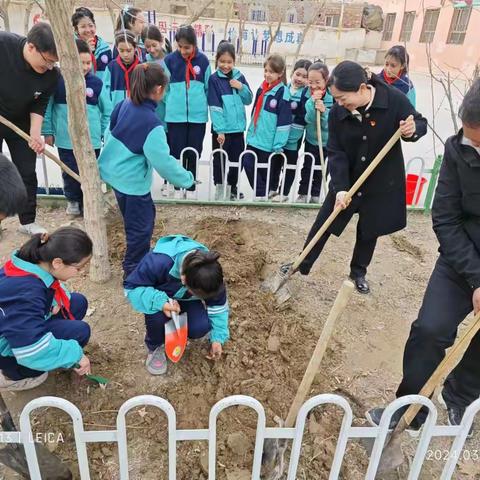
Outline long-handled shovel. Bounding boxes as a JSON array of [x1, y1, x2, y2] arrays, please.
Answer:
[[371, 310, 480, 474], [316, 110, 327, 197], [262, 127, 404, 304], [261, 280, 355, 479], [0, 394, 72, 479]]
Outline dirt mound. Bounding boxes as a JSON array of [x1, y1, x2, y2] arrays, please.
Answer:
[[27, 215, 369, 479]]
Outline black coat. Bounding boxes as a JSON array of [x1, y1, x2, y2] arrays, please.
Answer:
[[325, 78, 427, 239], [432, 131, 480, 290]]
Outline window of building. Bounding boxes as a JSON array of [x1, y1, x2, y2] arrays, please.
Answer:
[[170, 4, 187, 15], [399, 11, 415, 42], [419, 8, 440, 43], [382, 13, 396, 41], [447, 6, 472, 44], [325, 14, 340, 27], [286, 8, 297, 23], [251, 9, 266, 22]]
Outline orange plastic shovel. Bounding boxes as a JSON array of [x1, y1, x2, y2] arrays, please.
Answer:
[[164, 305, 188, 363]]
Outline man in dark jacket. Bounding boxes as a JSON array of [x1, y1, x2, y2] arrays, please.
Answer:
[[0, 22, 59, 236], [367, 79, 480, 431]]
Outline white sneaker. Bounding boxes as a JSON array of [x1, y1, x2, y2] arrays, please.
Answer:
[[0, 370, 48, 391], [160, 183, 169, 197], [268, 190, 278, 200], [146, 347, 168, 375], [66, 201, 81, 216], [310, 196, 320, 204], [18, 222, 47, 236], [273, 195, 289, 203], [296, 195, 308, 203]]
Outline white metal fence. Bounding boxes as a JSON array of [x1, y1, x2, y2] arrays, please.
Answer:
[[34, 147, 439, 209], [1, 394, 479, 479]]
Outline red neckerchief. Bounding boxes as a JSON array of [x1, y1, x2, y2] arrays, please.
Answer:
[[253, 80, 281, 127], [184, 50, 197, 89], [90, 36, 98, 73], [3, 260, 74, 320], [116, 55, 140, 98], [310, 87, 326, 99], [383, 69, 402, 85]]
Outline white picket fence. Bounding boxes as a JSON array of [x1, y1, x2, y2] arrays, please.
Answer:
[[1, 394, 479, 479], [34, 147, 437, 209]]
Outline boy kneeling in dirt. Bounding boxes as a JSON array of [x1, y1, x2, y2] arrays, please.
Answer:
[[124, 235, 229, 375], [367, 79, 480, 432]]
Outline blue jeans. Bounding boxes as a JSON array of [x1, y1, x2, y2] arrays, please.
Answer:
[[0, 293, 90, 380]]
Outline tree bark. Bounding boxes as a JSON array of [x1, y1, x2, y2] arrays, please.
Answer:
[[223, 0, 233, 40], [24, 0, 35, 34], [187, 0, 215, 24], [45, 0, 111, 283], [0, 0, 11, 31], [267, 19, 282, 54], [293, 1, 324, 62], [104, 0, 116, 32]]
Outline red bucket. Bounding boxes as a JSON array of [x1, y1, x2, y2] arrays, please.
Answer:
[[406, 174, 427, 205]]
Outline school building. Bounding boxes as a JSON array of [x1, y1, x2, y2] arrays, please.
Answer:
[[372, 0, 480, 75]]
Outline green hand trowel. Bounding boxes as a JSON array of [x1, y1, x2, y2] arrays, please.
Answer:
[[73, 364, 109, 386]]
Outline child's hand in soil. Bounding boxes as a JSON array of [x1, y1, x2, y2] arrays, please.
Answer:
[[206, 342, 222, 361], [163, 300, 180, 318], [74, 355, 91, 376]]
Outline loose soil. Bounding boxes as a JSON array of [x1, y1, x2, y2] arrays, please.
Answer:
[[0, 203, 478, 479]]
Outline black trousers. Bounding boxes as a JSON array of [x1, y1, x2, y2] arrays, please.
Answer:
[[211, 132, 245, 194], [0, 122, 37, 225], [299, 194, 377, 279], [396, 256, 480, 423]]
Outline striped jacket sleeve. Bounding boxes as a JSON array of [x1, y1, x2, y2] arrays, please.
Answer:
[[238, 75, 253, 105], [207, 76, 226, 134], [273, 88, 292, 152]]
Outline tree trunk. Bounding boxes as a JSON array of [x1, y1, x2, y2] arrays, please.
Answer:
[[267, 19, 283, 54], [223, 0, 233, 40], [45, 0, 111, 283], [293, 2, 324, 62], [187, 0, 215, 24], [0, 0, 11, 32], [24, 0, 35, 34], [104, 0, 116, 32]]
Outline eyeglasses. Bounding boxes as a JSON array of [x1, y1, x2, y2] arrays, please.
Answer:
[[38, 49, 57, 68]]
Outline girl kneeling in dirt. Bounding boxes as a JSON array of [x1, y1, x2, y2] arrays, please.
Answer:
[[0, 227, 93, 391], [124, 235, 229, 375], [295, 61, 427, 294]]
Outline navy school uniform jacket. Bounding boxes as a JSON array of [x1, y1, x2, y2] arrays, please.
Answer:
[[124, 235, 229, 344], [432, 131, 480, 290], [98, 98, 194, 196], [284, 84, 308, 151], [163, 50, 211, 124], [246, 82, 291, 153], [207, 68, 253, 134], [0, 253, 84, 372], [325, 78, 427, 239]]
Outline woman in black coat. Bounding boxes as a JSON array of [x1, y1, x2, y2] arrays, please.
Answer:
[[297, 61, 427, 293]]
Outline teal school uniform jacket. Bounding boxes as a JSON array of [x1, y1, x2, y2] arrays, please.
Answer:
[[145, 53, 168, 128], [207, 68, 253, 134], [42, 72, 112, 150], [284, 84, 309, 151], [304, 89, 333, 147]]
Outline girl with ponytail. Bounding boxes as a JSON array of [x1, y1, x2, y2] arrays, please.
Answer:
[[124, 235, 230, 375], [0, 227, 93, 391], [98, 63, 194, 278]]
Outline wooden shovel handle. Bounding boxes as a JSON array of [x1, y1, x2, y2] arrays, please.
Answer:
[[0, 113, 81, 183], [316, 110, 327, 195], [291, 128, 402, 272], [285, 280, 355, 427], [401, 311, 480, 427]]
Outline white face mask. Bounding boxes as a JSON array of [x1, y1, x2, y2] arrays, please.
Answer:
[[462, 135, 480, 155]]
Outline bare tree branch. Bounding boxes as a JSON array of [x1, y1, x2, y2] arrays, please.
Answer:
[[187, 0, 215, 24]]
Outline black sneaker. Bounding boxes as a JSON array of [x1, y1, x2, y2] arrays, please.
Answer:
[[438, 391, 474, 437], [350, 275, 370, 294], [366, 407, 422, 437]]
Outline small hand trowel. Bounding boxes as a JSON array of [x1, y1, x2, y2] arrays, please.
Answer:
[[165, 303, 188, 363]]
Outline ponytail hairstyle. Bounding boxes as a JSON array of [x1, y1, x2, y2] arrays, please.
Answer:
[[182, 250, 224, 299], [175, 24, 197, 47], [17, 227, 93, 266], [115, 5, 142, 32], [264, 54, 287, 84], [385, 45, 410, 73], [130, 63, 169, 105], [308, 61, 329, 82], [327, 60, 373, 92], [71, 7, 95, 30], [292, 59, 312, 75], [459, 78, 480, 128], [114, 29, 137, 48], [215, 40, 236, 67], [141, 24, 163, 44]]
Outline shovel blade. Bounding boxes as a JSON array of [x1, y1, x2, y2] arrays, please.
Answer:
[[165, 312, 188, 363]]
